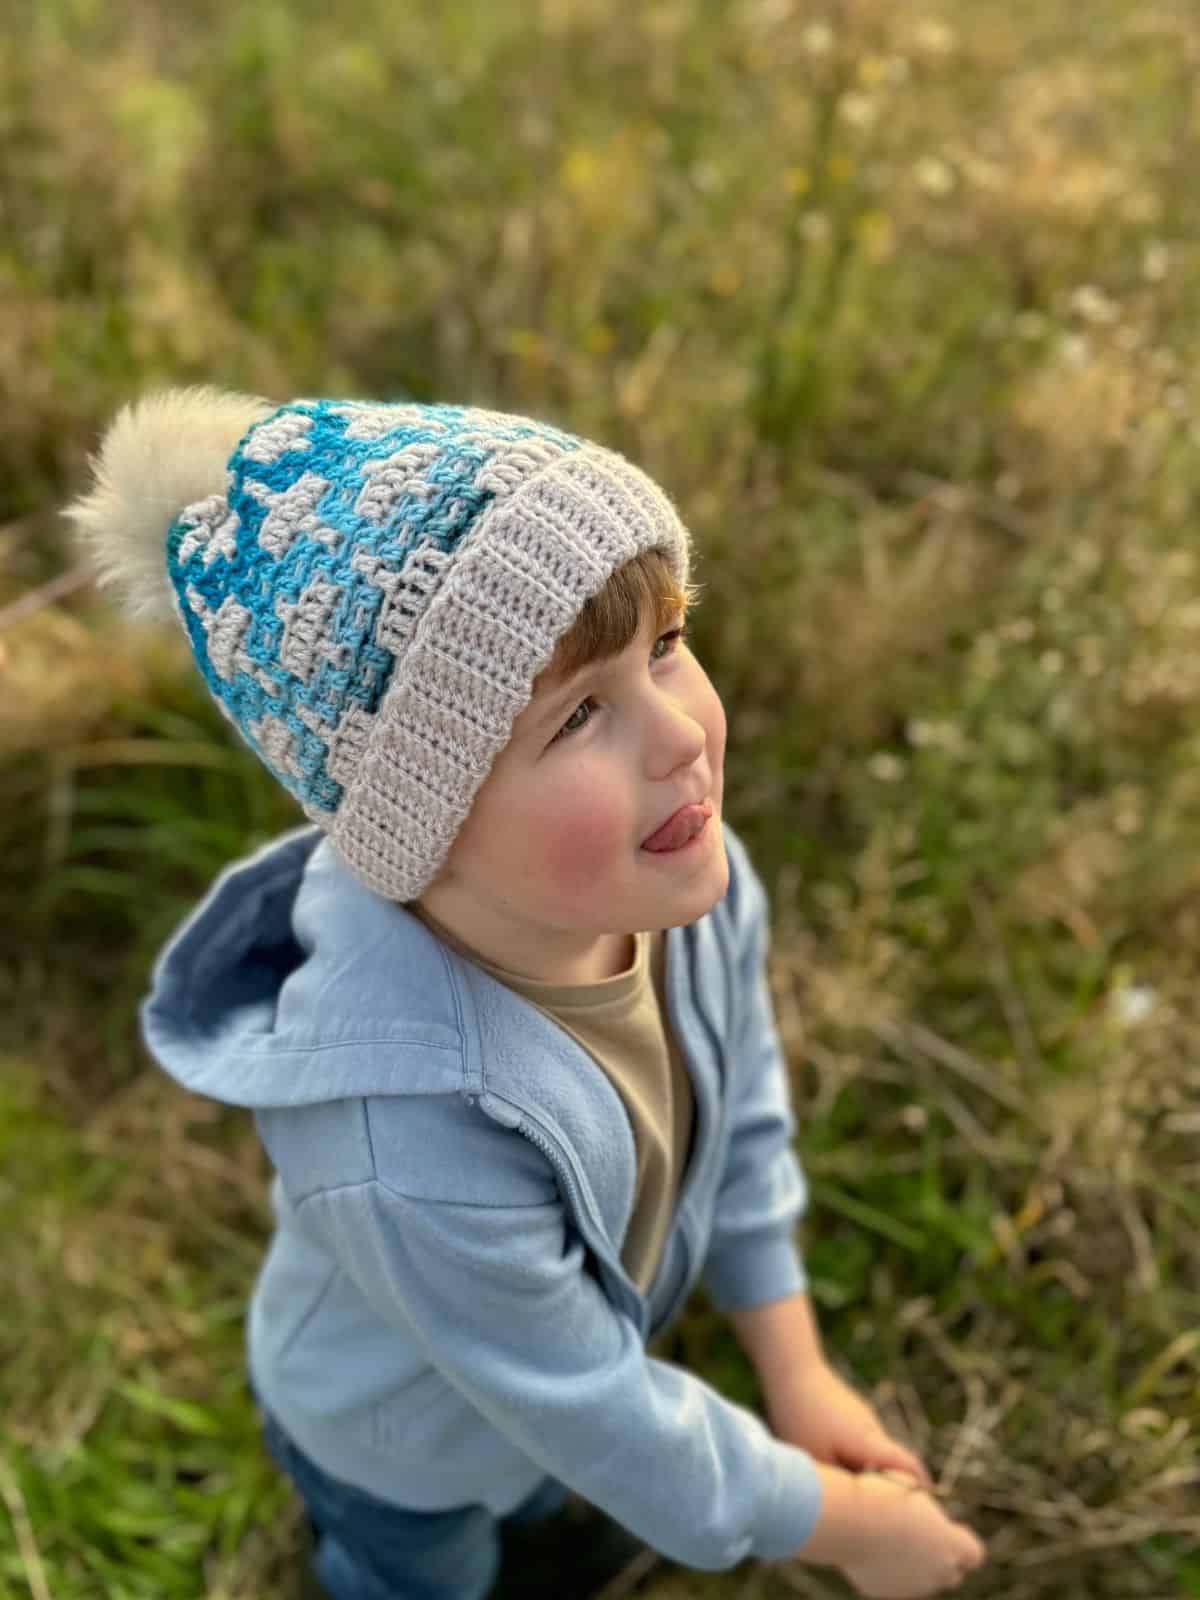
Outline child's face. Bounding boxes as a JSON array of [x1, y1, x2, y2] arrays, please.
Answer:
[[417, 603, 728, 981]]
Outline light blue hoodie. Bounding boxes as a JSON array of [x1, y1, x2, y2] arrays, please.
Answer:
[[141, 818, 824, 1571]]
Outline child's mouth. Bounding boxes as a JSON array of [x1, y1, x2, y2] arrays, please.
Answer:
[[640, 801, 712, 853]]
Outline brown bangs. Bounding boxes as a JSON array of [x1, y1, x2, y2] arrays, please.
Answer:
[[537, 548, 701, 689]]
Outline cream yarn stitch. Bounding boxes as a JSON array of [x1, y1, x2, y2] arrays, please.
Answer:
[[66, 390, 692, 901]]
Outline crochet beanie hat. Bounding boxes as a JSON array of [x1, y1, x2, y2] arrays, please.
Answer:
[[67, 389, 692, 902]]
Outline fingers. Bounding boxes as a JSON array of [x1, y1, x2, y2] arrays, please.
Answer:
[[891, 1449, 933, 1489], [874, 1467, 925, 1492], [867, 1439, 933, 1489], [960, 1528, 986, 1563]]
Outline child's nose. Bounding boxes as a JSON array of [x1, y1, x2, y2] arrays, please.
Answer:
[[649, 698, 708, 775]]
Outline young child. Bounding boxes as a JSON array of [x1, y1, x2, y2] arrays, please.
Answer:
[[67, 390, 986, 1600]]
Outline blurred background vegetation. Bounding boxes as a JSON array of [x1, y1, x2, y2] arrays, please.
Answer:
[[2, 0, 1198, 1596]]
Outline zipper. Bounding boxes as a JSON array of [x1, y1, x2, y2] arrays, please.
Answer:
[[474, 924, 724, 1339], [661, 927, 716, 1252], [651, 1216, 693, 1335], [652, 924, 739, 1328], [477, 1090, 649, 1335]]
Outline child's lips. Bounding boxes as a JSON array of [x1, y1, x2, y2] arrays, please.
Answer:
[[640, 800, 713, 852]]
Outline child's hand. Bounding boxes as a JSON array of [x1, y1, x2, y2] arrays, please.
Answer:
[[764, 1359, 932, 1488], [793, 1466, 986, 1599], [843, 1471, 985, 1598]]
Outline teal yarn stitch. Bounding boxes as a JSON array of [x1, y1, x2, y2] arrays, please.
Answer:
[[165, 401, 584, 815], [71, 385, 692, 900]]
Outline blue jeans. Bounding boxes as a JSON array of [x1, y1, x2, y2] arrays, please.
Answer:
[[256, 1402, 569, 1600]]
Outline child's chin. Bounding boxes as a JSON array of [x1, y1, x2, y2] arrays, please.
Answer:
[[656, 856, 731, 927]]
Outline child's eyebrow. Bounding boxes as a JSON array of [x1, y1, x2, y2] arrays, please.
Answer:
[[527, 609, 686, 733]]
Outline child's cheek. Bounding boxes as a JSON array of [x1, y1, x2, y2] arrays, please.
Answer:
[[536, 802, 624, 899]]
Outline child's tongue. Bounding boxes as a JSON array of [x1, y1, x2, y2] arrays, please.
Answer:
[[642, 805, 704, 852]]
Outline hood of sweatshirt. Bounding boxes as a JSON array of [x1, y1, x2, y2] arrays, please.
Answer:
[[142, 826, 477, 1109]]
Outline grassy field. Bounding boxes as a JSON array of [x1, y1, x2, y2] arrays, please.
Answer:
[[2, 0, 1199, 1596]]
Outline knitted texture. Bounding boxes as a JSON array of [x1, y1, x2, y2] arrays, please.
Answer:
[[164, 398, 691, 901]]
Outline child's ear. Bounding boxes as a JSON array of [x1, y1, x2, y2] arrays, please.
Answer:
[[63, 386, 270, 621]]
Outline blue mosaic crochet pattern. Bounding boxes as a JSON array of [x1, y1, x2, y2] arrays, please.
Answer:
[[165, 400, 583, 813]]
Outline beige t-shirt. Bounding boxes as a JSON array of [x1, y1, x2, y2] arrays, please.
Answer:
[[407, 906, 696, 1295]]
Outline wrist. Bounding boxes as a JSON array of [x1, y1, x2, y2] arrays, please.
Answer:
[[793, 1464, 865, 1567], [729, 1290, 826, 1392]]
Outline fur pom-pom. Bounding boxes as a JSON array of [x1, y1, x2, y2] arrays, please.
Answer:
[[64, 386, 272, 621]]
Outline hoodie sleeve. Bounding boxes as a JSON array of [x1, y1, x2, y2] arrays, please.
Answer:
[[700, 834, 810, 1313], [294, 1170, 823, 1571]]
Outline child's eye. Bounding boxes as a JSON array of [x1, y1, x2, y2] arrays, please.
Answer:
[[554, 697, 597, 741], [550, 624, 688, 745], [650, 624, 687, 662]]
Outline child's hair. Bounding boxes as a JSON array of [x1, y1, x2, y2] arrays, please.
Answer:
[[538, 547, 697, 693], [65, 390, 696, 902]]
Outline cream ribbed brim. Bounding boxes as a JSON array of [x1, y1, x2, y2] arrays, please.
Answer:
[[327, 442, 692, 902]]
